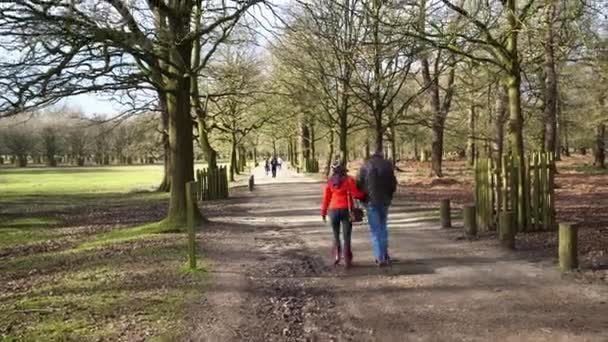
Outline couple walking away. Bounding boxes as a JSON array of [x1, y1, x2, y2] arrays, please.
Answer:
[[321, 149, 397, 268]]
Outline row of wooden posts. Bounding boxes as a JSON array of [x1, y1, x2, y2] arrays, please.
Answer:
[[185, 170, 257, 270], [195, 166, 229, 201], [474, 152, 556, 233], [441, 199, 577, 272]]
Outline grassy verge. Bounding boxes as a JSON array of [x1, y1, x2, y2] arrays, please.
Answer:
[[0, 165, 207, 341]]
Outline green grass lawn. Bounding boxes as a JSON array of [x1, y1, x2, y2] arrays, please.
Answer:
[[0, 165, 164, 195], [0, 164, 209, 341]]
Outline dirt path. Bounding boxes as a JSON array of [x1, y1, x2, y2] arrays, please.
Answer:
[[187, 167, 608, 342]]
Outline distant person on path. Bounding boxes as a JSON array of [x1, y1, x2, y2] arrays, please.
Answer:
[[321, 161, 366, 268], [357, 147, 397, 267], [264, 159, 270, 176], [271, 155, 278, 178], [277, 156, 283, 170]]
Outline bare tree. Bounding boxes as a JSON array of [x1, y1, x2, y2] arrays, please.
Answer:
[[0, 0, 263, 227]]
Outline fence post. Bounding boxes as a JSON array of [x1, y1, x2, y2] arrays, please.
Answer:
[[440, 199, 451, 229], [249, 175, 254, 191], [186, 181, 197, 269], [533, 153, 541, 231], [499, 211, 515, 250], [463, 205, 477, 236], [559, 222, 578, 272]]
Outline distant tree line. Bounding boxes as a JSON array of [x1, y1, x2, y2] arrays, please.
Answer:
[[0, 110, 162, 168]]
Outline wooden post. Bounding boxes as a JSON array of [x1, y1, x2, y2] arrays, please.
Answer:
[[487, 158, 494, 229], [249, 175, 254, 191], [524, 156, 532, 232], [440, 199, 452, 228], [221, 166, 228, 198], [499, 211, 515, 250], [186, 181, 197, 269], [547, 153, 556, 230], [540, 152, 548, 230], [502, 155, 509, 214], [558, 223, 578, 272], [509, 154, 518, 232], [532, 153, 541, 231], [463, 205, 477, 236]]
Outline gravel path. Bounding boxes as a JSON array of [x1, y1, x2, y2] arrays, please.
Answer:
[[187, 167, 608, 342]]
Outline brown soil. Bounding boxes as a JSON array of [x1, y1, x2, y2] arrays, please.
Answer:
[[393, 157, 608, 284], [184, 166, 608, 341]]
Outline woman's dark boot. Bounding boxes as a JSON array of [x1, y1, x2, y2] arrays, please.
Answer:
[[344, 246, 353, 269], [332, 242, 341, 266]]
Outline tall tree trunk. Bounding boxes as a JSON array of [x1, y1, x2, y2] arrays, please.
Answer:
[[230, 133, 237, 181], [431, 122, 444, 177], [468, 105, 476, 166], [389, 125, 397, 166], [543, 0, 558, 156], [563, 119, 570, 156], [17, 154, 27, 167], [325, 129, 335, 176], [505, 0, 526, 172], [310, 123, 316, 162], [163, 17, 200, 228], [197, 118, 218, 169], [595, 123, 606, 169], [365, 133, 371, 160], [339, 108, 348, 162], [496, 86, 508, 161], [300, 120, 311, 170], [157, 90, 171, 192]]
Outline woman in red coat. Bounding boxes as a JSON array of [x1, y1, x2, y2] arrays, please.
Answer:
[[321, 162, 366, 268]]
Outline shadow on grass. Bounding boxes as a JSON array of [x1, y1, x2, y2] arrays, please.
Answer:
[[0, 235, 206, 341]]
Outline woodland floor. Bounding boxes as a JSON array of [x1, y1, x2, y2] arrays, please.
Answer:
[[1, 161, 607, 341], [390, 155, 608, 284], [187, 165, 607, 341]]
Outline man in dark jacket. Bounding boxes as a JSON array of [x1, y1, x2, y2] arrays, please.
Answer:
[[356, 149, 397, 266]]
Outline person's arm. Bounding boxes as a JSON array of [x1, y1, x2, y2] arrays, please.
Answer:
[[389, 168, 397, 195], [356, 164, 367, 191], [321, 183, 332, 218], [348, 177, 366, 200]]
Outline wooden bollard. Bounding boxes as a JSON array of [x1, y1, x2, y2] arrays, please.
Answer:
[[463, 205, 477, 236], [499, 211, 515, 249], [186, 181, 197, 269], [440, 199, 451, 228], [559, 223, 578, 272], [248, 175, 254, 191]]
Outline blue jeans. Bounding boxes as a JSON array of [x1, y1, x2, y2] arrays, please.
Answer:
[[367, 205, 389, 262], [329, 209, 352, 251]]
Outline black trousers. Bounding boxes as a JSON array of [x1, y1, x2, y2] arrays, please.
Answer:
[[329, 208, 352, 251]]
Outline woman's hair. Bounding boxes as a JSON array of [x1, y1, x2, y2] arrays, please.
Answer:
[[329, 161, 347, 187]]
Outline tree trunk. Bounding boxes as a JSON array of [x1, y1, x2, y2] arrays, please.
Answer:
[[468, 105, 476, 166], [595, 123, 606, 169], [339, 109, 348, 162], [230, 133, 237, 181], [374, 116, 383, 154], [163, 35, 199, 228], [496, 86, 508, 162], [365, 133, 371, 160], [563, 119, 570, 156], [17, 154, 27, 167], [325, 129, 335, 176], [157, 90, 171, 192], [197, 117, 218, 170], [431, 121, 444, 177], [299, 120, 311, 170], [309, 122, 316, 162], [543, 0, 558, 157]]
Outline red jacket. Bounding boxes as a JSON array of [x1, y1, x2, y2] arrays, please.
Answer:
[[321, 176, 366, 216]]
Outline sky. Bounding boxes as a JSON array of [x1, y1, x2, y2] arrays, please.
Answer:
[[60, 0, 288, 117]]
